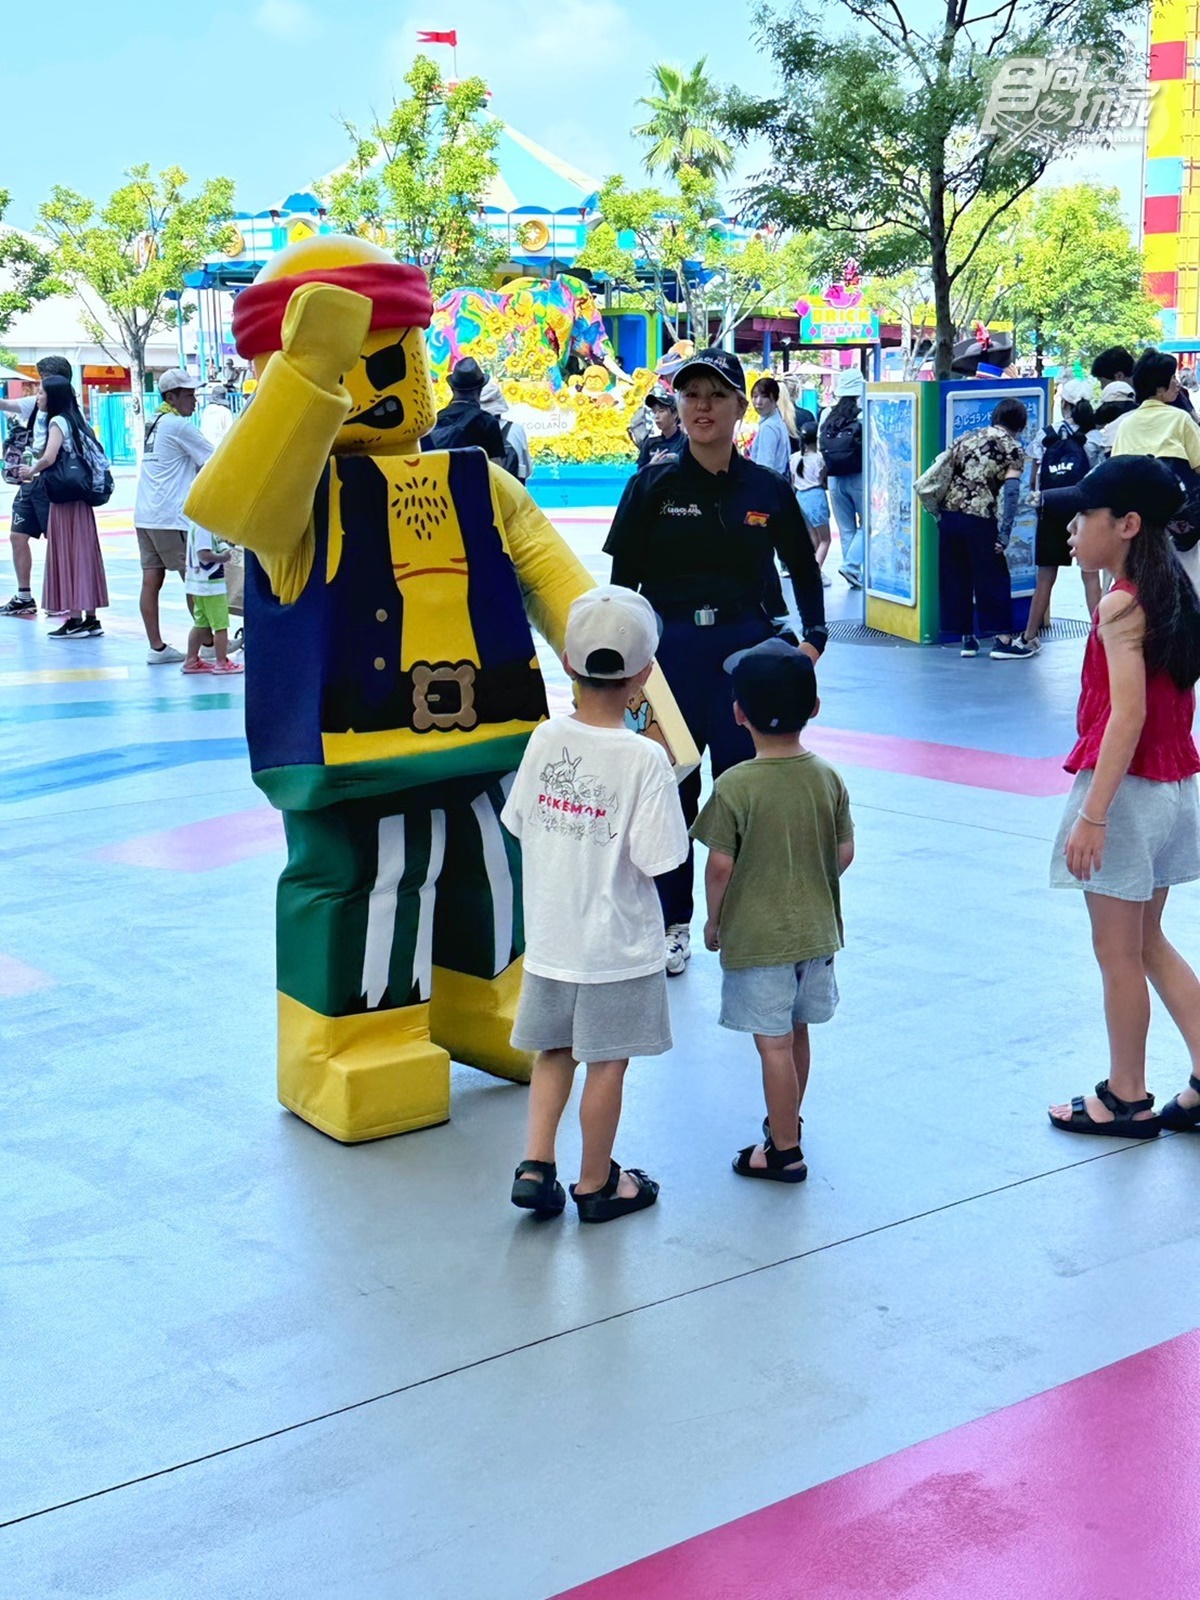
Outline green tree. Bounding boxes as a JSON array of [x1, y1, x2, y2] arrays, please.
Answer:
[[726, 0, 1150, 377], [578, 168, 813, 347], [0, 190, 58, 353], [1005, 184, 1161, 367], [39, 166, 235, 425], [322, 56, 502, 295], [632, 59, 735, 182]]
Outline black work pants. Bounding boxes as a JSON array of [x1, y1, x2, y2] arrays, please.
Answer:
[[938, 511, 1013, 637]]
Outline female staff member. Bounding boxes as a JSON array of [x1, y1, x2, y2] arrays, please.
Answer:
[[749, 376, 791, 477], [604, 348, 828, 975]]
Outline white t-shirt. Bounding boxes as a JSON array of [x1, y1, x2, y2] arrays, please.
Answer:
[[185, 524, 228, 596], [134, 411, 214, 530], [501, 718, 689, 983], [18, 397, 48, 455], [790, 448, 823, 489], [48, 415, 75, 455], [200, 403, 233, 446]]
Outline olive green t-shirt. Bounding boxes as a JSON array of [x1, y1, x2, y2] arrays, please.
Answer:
[[691, 752, 852, 970]]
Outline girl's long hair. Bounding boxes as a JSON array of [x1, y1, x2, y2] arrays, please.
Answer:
[[41, 375, 101, 451], [776, 382, 797, 441], [1123, 520, 1200, 689]]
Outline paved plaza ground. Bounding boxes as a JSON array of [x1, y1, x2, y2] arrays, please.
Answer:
[[3, 473, 1199, 1597]]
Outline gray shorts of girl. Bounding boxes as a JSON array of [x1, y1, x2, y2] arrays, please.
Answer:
[[720, 956, 839, 1036], [1050, 771, 1200, 902], [511, 969, 672, 1061]]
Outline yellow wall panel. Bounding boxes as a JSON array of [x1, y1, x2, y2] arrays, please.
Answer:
[[1144, 231, 1182, 272], [1151, 0, 1195, 41], [1149, 79, 1185, 158]]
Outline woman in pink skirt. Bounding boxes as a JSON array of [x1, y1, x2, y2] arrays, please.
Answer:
[[19, 375, 109, 638]]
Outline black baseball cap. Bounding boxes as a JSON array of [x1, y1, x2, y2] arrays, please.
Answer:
[[724, 636, 817, 733], [1052, 455, 1186, 524], [673, 348, 748, 398]]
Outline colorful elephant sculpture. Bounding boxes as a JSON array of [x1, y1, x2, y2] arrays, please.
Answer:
[[427, 274, 630, 392]]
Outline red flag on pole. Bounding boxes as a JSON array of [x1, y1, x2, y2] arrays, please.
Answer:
[[417, 28, 457, 44]]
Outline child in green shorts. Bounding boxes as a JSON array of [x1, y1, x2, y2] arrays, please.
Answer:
[[692, 638, 854, 1184], [183, 524, 243, 675]]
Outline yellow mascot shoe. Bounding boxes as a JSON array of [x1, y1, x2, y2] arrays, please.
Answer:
[[277, 994, 451, 1142], [429, 960, 533, 1084]]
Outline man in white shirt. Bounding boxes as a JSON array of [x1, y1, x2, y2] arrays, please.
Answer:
[[199, 385, 234, 447], [0, 355, 73, 617], [133, 368, 213, 664]]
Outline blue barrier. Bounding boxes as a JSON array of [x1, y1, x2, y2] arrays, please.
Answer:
[[527, 463, 632, 509]]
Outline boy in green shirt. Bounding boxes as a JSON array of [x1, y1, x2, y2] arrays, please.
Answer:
[[692, 639, 854, 1184]]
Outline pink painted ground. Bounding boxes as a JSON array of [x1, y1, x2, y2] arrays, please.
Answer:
[[553, 1330, 1200, 1599], [93, 807, 283, 871]]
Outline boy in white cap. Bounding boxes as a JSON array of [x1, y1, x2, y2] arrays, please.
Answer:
[[503, 585, 689, 1223]]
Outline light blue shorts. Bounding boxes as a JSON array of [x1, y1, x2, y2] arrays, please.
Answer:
[[1050, 771, 1200, 902], [797, 486, 831, 529], [719, 956, 839, 1036]]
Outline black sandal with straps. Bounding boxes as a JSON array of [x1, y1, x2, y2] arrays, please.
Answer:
[[511, 1159, 566, 1218], [570, 1160, 659, 1223], [1048, 1079, 1161, 1140], [733, 1136, 808, 1183], [1160, 1074, 1200, 1132]]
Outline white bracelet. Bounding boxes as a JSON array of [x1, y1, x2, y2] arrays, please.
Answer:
[[1078, 810, 1107, 826]]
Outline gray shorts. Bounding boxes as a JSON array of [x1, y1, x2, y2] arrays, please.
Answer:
[[720, 956, 840, 1036], [1051, 771, 1200, 901], [511, 969, 672, 1061]]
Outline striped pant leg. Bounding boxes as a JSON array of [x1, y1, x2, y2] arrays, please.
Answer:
[[278, 798, 449, 1019], [432, 773, 522, 980]]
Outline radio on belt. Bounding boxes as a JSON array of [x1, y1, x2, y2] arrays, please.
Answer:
[[694, 606, 717, 627]]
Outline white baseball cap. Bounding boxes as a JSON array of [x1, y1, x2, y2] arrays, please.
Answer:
[[565, 586, 659, 680], [157, 367, 201, 394]]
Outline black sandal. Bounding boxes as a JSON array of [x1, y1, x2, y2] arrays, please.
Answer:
[[1160, 1074, 1200, 1132], [733, 1136, 808, 1184], [763, 1113, 804, 1144], [1048, 1079, 1161, 1140], [571, 1160, 659, 1223], [511, 1159, 566, 1218]]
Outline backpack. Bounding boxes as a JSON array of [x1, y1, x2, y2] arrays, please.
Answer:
[[915, 446, 956, 514], [3, 406, 38, 487], [42, 417, 114, 507], [427, 408, 484, 453], [499, 419, 524, 482], [820, 409, 862, 473], [1039, 426, 1090, 490]]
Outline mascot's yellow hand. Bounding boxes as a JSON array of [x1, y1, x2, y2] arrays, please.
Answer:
[[281, 282, 373, 393]]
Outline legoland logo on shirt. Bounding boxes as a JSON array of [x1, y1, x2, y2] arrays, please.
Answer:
[[745, 511, 770, 527], [662, 502, 703, 517]]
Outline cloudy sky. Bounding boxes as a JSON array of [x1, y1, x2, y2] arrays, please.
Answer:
[[6, 0, 1143, 230]]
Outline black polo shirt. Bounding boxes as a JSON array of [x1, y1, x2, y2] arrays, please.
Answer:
[[604, 444, 827, 651]]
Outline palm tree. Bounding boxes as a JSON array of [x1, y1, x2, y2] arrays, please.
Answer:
[[632, 59, 735, 183]]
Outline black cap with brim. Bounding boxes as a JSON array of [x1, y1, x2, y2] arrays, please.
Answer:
[[723, 636, 817, 734], [1048, 455, 1187, 525], [673, 348, 748, 398]]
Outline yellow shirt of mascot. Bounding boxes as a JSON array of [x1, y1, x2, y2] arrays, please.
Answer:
[[185, 234, 600, 778]]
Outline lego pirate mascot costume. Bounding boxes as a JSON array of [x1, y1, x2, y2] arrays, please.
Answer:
[[186, 235, 694, 1143]]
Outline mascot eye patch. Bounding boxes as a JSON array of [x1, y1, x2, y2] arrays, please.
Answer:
[[365, 340, 408, 393]]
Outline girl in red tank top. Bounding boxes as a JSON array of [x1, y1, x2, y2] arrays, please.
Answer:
[[1049, 457, 1200, 1139]]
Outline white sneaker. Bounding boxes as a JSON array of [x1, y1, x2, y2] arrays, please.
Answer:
[[200, 638, 244, 663], [147, 644, 186, 665], [665, 924, 691, 976]]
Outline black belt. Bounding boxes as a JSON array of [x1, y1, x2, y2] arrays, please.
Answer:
[[325, 658, 547, 735]]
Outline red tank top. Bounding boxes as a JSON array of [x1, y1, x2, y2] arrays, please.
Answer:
[[1065, 580, 1200, 780]]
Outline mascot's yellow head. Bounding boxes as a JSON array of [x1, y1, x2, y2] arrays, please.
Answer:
[[232, 234, 437, 455]]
